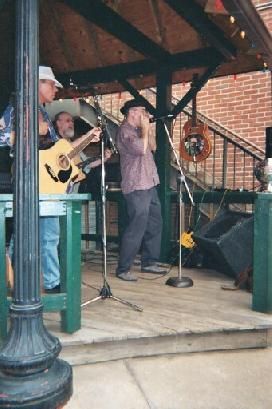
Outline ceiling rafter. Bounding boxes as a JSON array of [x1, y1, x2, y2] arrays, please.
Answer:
[[148, 0, 166, 46], [171, 61, 221, 118], [58, 47, 222, 87], [119, 79, 156, 115], [163, 0, 237, 61], [46, 2, 75, 69], [222, 0, 272, 69], [64, 0, 171, 62]]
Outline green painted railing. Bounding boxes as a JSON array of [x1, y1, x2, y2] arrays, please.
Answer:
[[0, 194, 92, 340]]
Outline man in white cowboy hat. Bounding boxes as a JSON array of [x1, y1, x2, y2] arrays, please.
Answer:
[[37, 66, 64, 293], [0, 65, 95, 293], [39, 66, 63, 88]]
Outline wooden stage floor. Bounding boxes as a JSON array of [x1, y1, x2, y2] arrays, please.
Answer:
[[44, 253, 272, 365]]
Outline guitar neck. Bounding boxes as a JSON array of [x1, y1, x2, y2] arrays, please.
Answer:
[[68, 132, 95, 160]]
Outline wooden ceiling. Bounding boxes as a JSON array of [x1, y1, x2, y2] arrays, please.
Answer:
[[0, 0, 271, 102]]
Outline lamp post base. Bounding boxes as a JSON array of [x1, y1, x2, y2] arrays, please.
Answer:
[[0, 359, 72, 409], [165, 276, 194, 288]]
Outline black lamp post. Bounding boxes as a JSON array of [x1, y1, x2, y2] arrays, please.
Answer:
[[0, 1, 72, 407]]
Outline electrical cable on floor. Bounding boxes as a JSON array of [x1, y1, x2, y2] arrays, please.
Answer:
[[82, 251, 118, 265], [82, 281, 100, 292], [138, 266, 172, 281]]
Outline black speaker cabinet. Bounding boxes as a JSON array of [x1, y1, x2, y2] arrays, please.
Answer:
[[193, 209, 253, 278]]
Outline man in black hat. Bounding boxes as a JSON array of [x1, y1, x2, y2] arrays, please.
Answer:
[[116, 99, 166, 281]]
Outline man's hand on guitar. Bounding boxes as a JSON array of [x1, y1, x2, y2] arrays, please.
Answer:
[[71, 127, 101, 148], [89, 127, 102, 143]]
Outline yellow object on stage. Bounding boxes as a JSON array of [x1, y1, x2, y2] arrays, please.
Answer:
[[180, 231, 195, 249]]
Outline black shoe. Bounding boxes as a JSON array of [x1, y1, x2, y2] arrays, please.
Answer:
[[44, 284, 61, 294], [141, 264, 167, 274], [116, 271, 138, 281]]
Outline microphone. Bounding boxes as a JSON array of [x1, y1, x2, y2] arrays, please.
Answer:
[[149, 114, 175, 123]]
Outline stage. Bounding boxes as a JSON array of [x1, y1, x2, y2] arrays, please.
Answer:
[[43, 254, 272, 366]]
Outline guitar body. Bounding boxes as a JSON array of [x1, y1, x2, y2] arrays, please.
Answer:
[[180, 75, 212, 163], [39, 139, 81, 194], [6, 253, 14, 290], [180, 119, 212, 162]]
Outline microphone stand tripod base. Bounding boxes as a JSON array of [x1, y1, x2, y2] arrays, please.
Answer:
[[165, 276, 194, 288]]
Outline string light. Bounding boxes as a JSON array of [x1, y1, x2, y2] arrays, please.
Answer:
[[262, 63, 269, 73], [227, 8, 267, 73], [227, 12, 247, 41], [69, 77, 78, 89]]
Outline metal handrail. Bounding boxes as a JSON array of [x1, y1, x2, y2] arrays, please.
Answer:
[[99, 89, 264, 191], [147, 87, 264, 160]]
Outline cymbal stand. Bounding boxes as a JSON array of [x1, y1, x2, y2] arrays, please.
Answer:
[[81, 96, 142, 312], [161, 120, 194, 288]]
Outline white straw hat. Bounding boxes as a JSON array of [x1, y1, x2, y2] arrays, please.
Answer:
[[39, 66, 63, 88]]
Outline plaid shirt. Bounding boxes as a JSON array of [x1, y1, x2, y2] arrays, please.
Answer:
[[0, 105, 14, 146], [117, 121, 160, 194], [0, 104, 58, 149]]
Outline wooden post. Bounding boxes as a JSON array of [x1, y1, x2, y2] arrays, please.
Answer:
[[60, 200, 82, 333], [155, 68, 172, 262], [252, 193, 272, 313], [0, 202, 8, 340], [0, 1, 72, 407]]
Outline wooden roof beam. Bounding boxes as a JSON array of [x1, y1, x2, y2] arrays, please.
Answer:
[[119, 79, 156, 115], [58, 47, 221, 87], [222, 0, 272, 69], [64, 0, 171, 62], [171, 62, 221, 118], [163, 0, 236, 61]]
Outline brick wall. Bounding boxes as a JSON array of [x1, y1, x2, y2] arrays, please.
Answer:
[[174, 0, 272, 150], [101, 1, 272, 190], [102, 1, 271, 149]]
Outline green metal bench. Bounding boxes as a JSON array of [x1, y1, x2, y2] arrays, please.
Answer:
[[0, 193, 92, 340]]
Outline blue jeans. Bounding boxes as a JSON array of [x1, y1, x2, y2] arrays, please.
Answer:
[[40, 216, 60, 289]]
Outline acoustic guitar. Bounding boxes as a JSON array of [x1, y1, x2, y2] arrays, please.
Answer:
[[6, 252, 13, 290], [39, 130, 98, 194], [180, 77, 211, 163]]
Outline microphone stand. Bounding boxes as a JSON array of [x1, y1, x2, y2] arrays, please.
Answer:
[[160, 120, 194, 288], [81, 96, 142, 312]]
